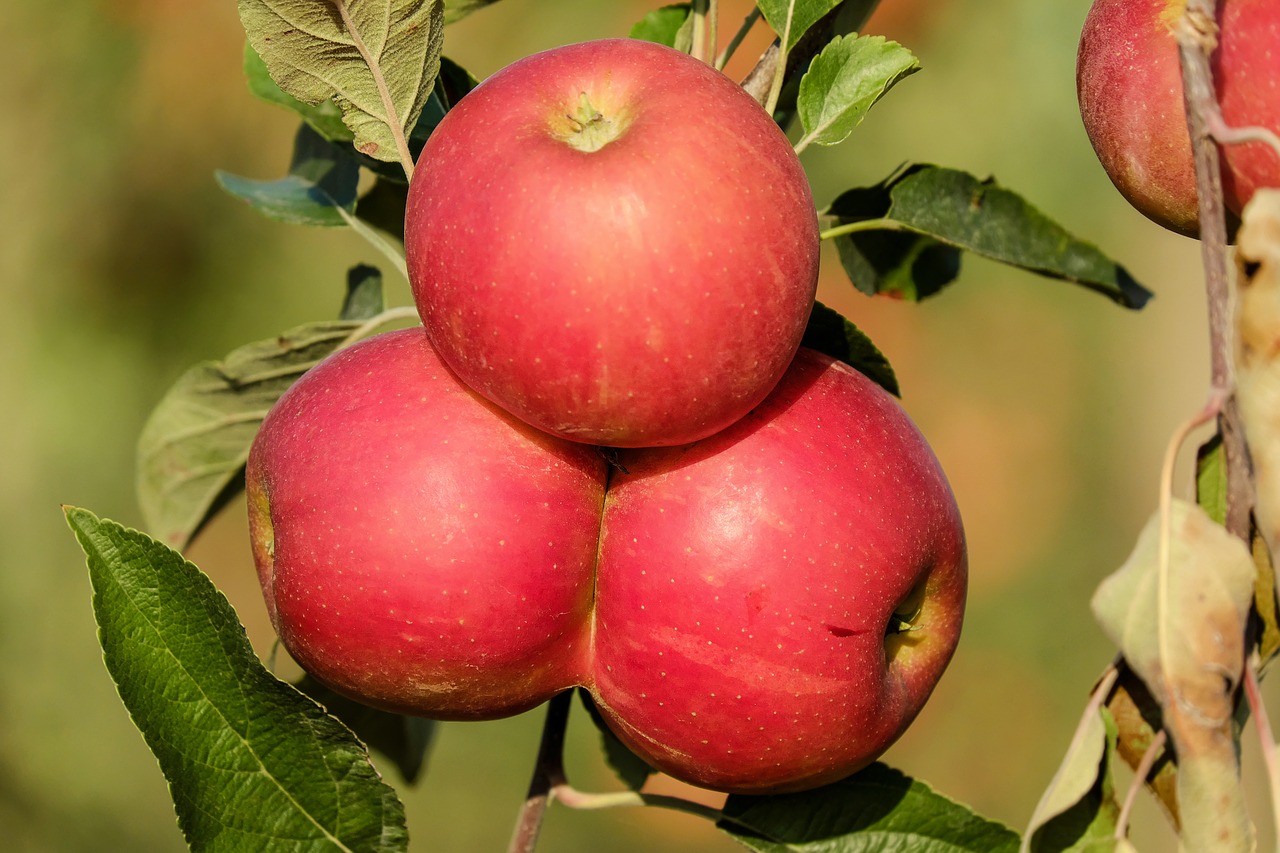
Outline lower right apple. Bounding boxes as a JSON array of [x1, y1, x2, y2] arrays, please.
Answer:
[[592, 348, 968, 793]]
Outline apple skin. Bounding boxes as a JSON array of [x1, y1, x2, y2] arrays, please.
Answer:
[[1076, 0, 1280, 237], [247, 332, 966, 792], [591, 348, 967, 793], [245, 328, 605, 720], [404, 38, 820, 447]]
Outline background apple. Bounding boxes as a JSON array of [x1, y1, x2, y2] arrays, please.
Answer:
[[404, 38, 820, 448], [1076, 0, 1280, 237], [593, 348, 967, 793], [246, 328, 605, 720]]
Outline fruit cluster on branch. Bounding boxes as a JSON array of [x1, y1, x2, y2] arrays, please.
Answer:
[[246, 39, 968, 795]]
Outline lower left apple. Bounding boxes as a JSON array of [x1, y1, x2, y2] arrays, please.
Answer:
[[246, 327, 605, 719]]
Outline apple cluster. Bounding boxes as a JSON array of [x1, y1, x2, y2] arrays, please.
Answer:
[[1077, 0, 1279, 237], [247, 38, 968, 794]]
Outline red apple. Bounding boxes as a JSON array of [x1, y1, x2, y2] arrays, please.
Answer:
[[593, 348, 967, 792], [246, 328, 604, 719], [404, 38, 820, 447], [247, 330, 966, 793], [1076, 0, 1280, 237]]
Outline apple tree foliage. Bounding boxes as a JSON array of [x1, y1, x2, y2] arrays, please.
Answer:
[[67, 0, 1280, 850]]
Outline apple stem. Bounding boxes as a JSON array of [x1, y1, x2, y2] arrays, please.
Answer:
[[763, 40, 788, 117], [689, 0, 718, 66], [507, 691, 573, 853], [506, 692, 737, 851], [717, 8, 759, 71]]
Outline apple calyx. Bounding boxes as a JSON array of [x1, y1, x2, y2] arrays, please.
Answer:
[[558, 92, 626, 153]]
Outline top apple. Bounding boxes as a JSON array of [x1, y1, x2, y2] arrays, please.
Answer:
[[1076, 0, 1280, 237], [405, 38, 820, 447]]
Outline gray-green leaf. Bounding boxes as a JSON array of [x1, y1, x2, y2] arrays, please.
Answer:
[[719, 763, 1021, 852], [244, 43, 353, 143], [795, 34, 919, 152], [825, 165, 1154, 309], [216, 123, 361, 227], [137, 272, 388, 550], [239, 0, 444, 164], [756, 0, 843, 51], [67, 507, 408, 852]]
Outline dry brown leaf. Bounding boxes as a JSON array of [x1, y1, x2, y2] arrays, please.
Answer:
[[1235, 188, 1280, 564], [1092, 500, 1256, 851]]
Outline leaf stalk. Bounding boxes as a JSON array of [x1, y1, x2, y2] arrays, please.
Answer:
[[818, 217, 904, 241], [717, 8, 760, 71]]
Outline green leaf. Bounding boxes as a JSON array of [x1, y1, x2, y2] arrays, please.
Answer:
[[216, 123, 360, 227], [825, 165, 1154, 309], [629, 4, 693, 50], [800, 301, 898, 396], [719, 763, 1020, 851], [578, 689, 655, 792], [836, 228, 962, 301], [1195, 433, 1227, 526], [239, 0, 444, 164], [137, 272, 387, 550], [295, 674, 435, 786], [66, 507, 408, 852], [341, 265, 386, 321], [756, 0, 843, 51], [443, 0, 502, 23], [409, 56, 479, 144], [795, 34, 919, 152], [1025, 707, 1121, 853], [244, 43, 353, 143], [826, 177, 961, 300]]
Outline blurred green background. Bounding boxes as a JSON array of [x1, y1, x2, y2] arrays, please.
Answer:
[[3, 0, 1268, 850]]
